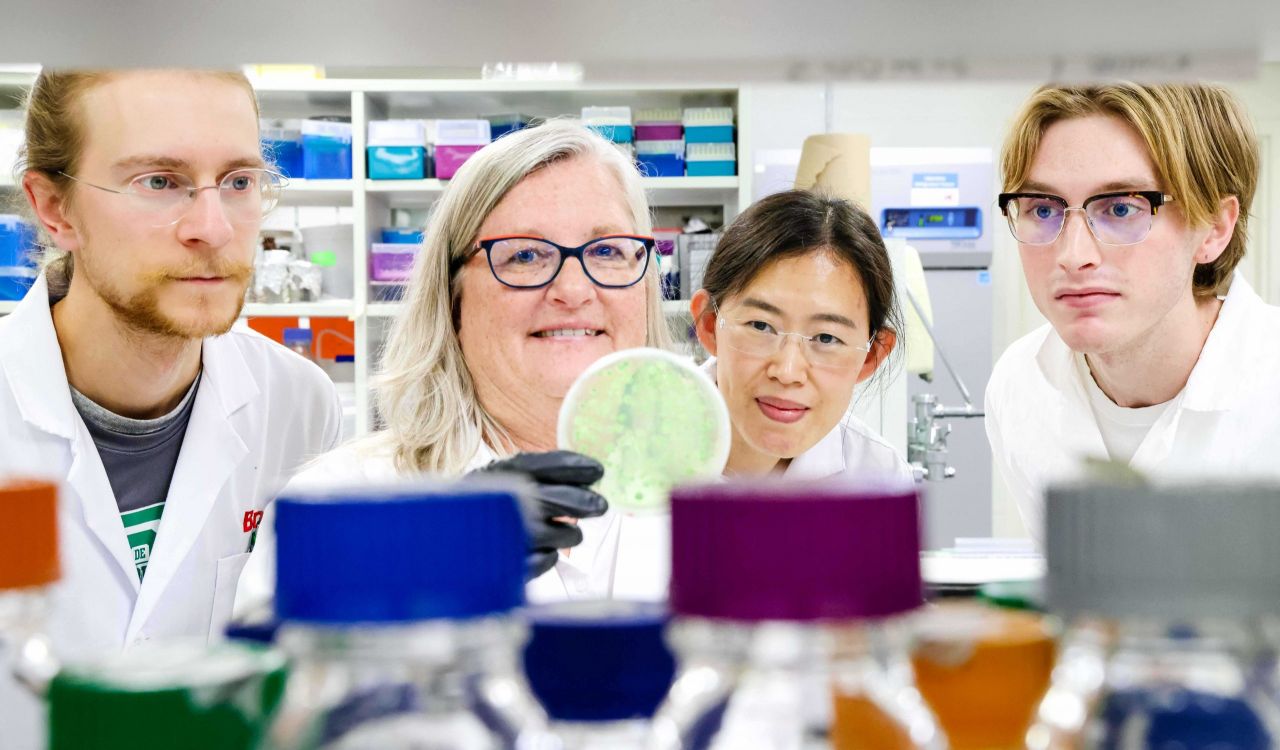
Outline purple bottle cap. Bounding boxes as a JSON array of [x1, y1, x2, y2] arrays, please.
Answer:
[[670, 478, 923, 622]]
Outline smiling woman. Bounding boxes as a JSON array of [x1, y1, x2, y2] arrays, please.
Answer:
[[690, 189, 914, 482], [249, 119, 673, 604]]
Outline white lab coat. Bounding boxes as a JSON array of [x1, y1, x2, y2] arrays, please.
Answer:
[[0, 275, 342, 748], [985, 274, 1280, 546]]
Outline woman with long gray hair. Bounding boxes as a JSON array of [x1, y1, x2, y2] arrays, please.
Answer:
[[238, 120, 671, 607]]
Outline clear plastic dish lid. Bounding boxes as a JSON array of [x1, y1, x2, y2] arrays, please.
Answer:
[[558, 348, 730, 513]]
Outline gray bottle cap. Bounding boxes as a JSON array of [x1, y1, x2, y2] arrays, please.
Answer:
[[1046, 480, 1280, 620]]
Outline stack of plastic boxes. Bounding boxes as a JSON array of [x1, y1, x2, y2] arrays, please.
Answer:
[[582, 106, 635, 164], [260, 119, 304, 178], [634, 108, 684, 178], [301, 118, 353, 180], [434, 119, 491, 180], [367, 120, 428, 180], [683, 107, 736, 176], [369, 227, 424, 302]]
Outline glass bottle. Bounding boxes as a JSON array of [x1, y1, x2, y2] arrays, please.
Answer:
[[0, 478, 61, 749], [519, 600, 676, 749], [47, 640, 287, 750], [266, 478, 547, 749], [651, 477, 944, 750], [1027, 481, 1280, 750]]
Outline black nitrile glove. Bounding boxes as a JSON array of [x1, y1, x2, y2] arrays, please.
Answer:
[[471, 451, 608, 581]]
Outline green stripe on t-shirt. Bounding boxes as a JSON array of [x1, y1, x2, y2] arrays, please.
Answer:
[[121, 502, 165, 527], [122, 501, 165, 581]]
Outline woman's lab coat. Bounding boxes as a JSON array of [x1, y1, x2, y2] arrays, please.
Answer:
[[252, 439, 637, 605], [0, 275, 342, 746], [985, 274, 1280, 546]]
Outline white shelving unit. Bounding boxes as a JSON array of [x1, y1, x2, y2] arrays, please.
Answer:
[[1, 77, 752, 435]]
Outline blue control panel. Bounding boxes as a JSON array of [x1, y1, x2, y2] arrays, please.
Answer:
[[881, 207, 983, 240]]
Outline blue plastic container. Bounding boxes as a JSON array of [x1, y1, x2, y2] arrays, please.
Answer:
[[0, 215, 37, 301], [638, 153, 685, 178], [265, 139, 304, 178], [301, 120, 353, 180], [262, 119, 305, 178], [380, 227, 425, 244], [367, 146, 425, 180]]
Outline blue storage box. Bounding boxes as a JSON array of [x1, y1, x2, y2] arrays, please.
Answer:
[[261, 119, 304, 178], [367, 146, 425, 180], [486, 113, 532, 140], [301, 119, 353, 180], [636, 139, 685, 178], [380, 227, 425, 244], [637, 153, 684, 177], [0, 270, 36, 301], [0, 215, 35, 264]]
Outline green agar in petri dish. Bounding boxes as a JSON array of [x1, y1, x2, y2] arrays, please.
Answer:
[[564, 354, 724, 512]]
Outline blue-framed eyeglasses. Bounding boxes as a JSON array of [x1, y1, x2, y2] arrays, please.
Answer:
[[455, 234, 655, 289]]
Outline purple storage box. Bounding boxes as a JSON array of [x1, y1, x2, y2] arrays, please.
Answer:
[[635, 124, 683, 141], [369, 243, 420, 282], [435, 144, 485, 180]]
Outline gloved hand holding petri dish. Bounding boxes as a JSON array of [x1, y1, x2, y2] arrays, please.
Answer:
[[557, 348, 730, 513]]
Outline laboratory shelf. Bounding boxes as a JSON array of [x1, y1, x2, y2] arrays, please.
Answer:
[[278, 179, 355, 207], [242, 300, 354, 318], [364, 177, 738, 209]]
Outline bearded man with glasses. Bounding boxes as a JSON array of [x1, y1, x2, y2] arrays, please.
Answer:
[[0, 69, 341, 744], [985, 82, 1275, 546]]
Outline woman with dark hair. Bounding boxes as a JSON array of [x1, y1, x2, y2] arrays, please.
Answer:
[[690, 189, 912, 480]]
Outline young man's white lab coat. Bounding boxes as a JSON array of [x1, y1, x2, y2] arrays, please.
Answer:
[[0, 275, 342, 746], [986, 274, 1280, 545]]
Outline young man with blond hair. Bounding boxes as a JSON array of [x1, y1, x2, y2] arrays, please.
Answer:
[[0, 69, 341, 741], [986, 82, 1275, 543]]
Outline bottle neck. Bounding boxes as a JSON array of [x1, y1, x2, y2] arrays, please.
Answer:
[[546, 718, 652, 750], [278, 615, 523, 669]]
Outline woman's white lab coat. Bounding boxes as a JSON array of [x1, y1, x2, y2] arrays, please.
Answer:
[[985, 274, 1280, 545], [0, 275, 342, 746], [249, 439, 639, 605]]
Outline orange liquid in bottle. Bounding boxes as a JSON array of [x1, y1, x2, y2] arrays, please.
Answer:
[[830, 692, 917, 750], [912, 605, 1056, 750]]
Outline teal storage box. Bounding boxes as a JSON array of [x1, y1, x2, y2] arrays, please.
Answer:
[[686, 143, 736, 177], [367, 146, 425, 179], [367, 120, 427, 180], [683, 108, 735, 144], [582, 106, 633, 144], [685, 125, 735, 144]]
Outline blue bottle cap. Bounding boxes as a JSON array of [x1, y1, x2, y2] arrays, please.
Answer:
[[523, 601, 676, 722], [275, 479, 527, 624]]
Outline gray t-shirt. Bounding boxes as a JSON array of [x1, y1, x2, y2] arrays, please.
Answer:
[[70, 374, 200, 582]]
